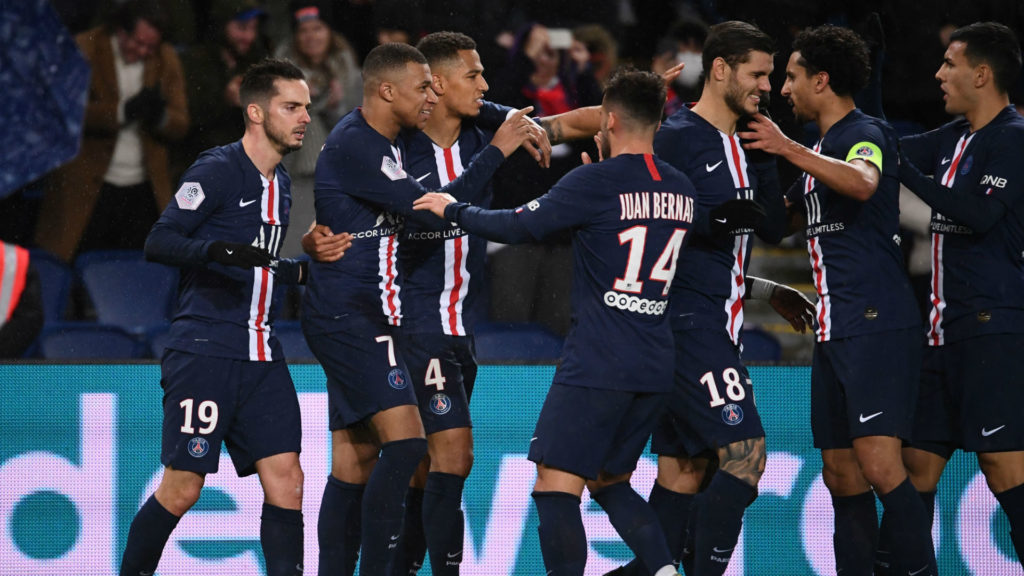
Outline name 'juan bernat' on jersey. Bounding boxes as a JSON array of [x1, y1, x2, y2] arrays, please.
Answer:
[[399, 121, 496, 336], [785, 109, 919, 342], [900, 106, 1024, 346], [146, 140, 306, 362], [302, 108, 506, 335], [446, 154, 697, 393], [654, 106, 785, 344]]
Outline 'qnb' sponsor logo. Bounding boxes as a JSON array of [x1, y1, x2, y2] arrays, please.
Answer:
[[602, 291, 668, 315]]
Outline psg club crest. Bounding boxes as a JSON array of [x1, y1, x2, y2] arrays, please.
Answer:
[[388, 368, 408, 390], [960, 155, 973, 175], [429, 393, 452, 415], [188, 437, 209, 458], [721, 403, 744, 426]]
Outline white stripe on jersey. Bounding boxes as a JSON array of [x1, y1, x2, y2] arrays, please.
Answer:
[[927, 233, 946, 346], [804, 142, 822, 223], [927, 132, 973, 346], [433, 142, 471, 335], [260, 174, 280, 225], [720, 132, 749, 188], [248, 266, 274, 361], [378, 234, 402, 326], [724, 235, 747, 344], [808, 237, 832, 342]]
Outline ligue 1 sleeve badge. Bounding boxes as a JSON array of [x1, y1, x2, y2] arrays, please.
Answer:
[[722, 403, 744, 426], [188, 437, 210, 458]]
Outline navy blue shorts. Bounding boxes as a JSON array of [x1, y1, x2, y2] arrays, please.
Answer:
[[160, 349, 301, 477], [528, 382, 666, 480], [651, 328, 764, 457], [911, 334, 1024, 453], [399, 332, 477, 435], [811, 327, 921, 449], [306, 326, 416, 430]]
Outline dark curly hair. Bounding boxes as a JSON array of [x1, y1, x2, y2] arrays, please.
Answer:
[[603, 67, 666, 128], [792, 25, 870, 97]]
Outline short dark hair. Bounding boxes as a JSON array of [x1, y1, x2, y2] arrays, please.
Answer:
[[106, 0, 167, 36], [239, 58, 306, 117], [602, 67, 666, 129], [792, 25, 870, 97], [363, 42, 428, 86], [950, 22, 1022, 93], [702, 21, 773, 77], [416, 31, 476, 69]]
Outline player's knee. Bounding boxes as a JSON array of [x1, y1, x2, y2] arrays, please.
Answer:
[[821, 460, 869, 494], [433, 449, 473, 477], [157, 480, 203, 515]]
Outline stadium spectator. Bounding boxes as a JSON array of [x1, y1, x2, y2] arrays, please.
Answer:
[[0, 242, 43, 358], [33, 0, 188, 263]]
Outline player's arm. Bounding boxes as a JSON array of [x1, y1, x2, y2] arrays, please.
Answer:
[[899, 136, 1024, 234], [899, 130, 942, 175], [751, 160, 786, 244], [300, 222, 353, 263], [782, 179, 808, 237], [739, 113, 881, 201], [745, 276, 815, 333]]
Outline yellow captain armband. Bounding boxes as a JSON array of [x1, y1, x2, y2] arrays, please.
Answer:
[[845, 141, 883, 172]]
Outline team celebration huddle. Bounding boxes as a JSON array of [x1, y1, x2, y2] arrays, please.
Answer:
[[115, 11, 1024, 576]]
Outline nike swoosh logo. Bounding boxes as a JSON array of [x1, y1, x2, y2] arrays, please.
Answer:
[[714, 217, 728, 223], [239, 198, 257, 207], [389, 534, 401, 541], [530, 436, 538, 443], [982, 425, 1006, 437], [712, 546, 734, 553], [859, 411, 884, 423], [909, 565, 930, 576], [225, 249, 234, 255], [706, 160, 723, 172], [416, 172, 432, 182], [447, 551, 462, 558], [940, 157, 952, 165]]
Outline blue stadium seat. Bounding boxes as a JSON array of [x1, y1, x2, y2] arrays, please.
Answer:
[[275, 321, 314, 361], [74, 250, 177, 335], [473, 322, 564, 363], [740, 326, 782, 363], [39, 323, 144, 359], [28, 249, 72, 325]]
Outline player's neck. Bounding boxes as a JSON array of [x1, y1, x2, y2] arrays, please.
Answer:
[[422, 103, 462, 148], [816, 98, 856, 138], [610, 135, 654, 158], [362, 101, 402, 142], [241, 130, 282, 179], [691, 97, 738, 135], [965, 93, 1009, 133]]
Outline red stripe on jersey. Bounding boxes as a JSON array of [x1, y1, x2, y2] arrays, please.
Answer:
[[266, 179, 276, 225], [941, 136, 969, 187], [928, 233, 944, 346], [644, 154, 662, 181], [384, 235, 400, 324], [809, 237, 829, 341], [446, 236, 465, 335], [727, 135, 747, 188], [443, 147, 457, 181], [254, 266, 270, 361], [727, 237, 745, 339]]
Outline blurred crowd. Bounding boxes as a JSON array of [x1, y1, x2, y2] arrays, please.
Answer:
[[1, 0, 1023, 357]]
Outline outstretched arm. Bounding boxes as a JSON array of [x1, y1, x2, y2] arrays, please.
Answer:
[[745, 275, 815, 333]]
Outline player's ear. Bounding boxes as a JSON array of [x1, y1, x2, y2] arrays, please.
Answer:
[[711, 56, 729, 82], [431, 73, 446, 96], [379, 81, 395, 103], [814, 71, 830, 94], [974, 63, 992, 89], [246, 102, 263, 124]]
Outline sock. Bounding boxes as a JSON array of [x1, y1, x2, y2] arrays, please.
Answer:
[[119, 495, 181, 576], [533, 491, 587, 576], [878, 478, 936, 576], [615, 483, 695, 575], [591, 481, 674, 574], [995, 483, 1024, 567], [423, 472, 467, 576], [359, 438, 429, 575], [831, 490, 878, 576], [691, 471, 757, 576], [391, 487, 426, 575], [878, 488, 937, 576], [318, 476, 364, 576], [260, 503, 303, 576]]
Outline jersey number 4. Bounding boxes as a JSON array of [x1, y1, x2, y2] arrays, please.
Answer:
[[614, 226, 687, 296]]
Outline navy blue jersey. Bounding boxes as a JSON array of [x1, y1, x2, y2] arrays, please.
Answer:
[[449, 154, 697, 393], [785, 109, 918, 341], [302, 108, 505, 335], [901, 107, 1024, 345], [399, 122, 496, 335], [654, 106, 780, 343], [146, 140, 304, 361]]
